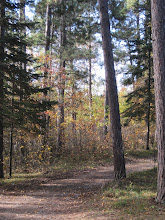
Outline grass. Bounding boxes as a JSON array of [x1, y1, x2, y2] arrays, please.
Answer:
[[0, 161, 84, 186], [0, 149, 155, 187], [0, 155, 112, 187], [125, 148, 157, 159], [0, 172, 42, 186], [96, 168, 165, 219]]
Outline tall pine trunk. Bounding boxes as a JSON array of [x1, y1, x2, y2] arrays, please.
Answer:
[[151, 0, 165, 203], [0, 0, 5, 178], [57, 0, 66, 153], [103, 82, 109, 136], [98, 0, 126, 179], [88, 42, 92, 118], [88, 7, 92, 118], [145, 0, 152, 151], [45, 4, 51, 53], [42, 3, 51, 159], [146, 48, 151, 150], [19, 0, 26, 165], [136, 0, 141, 78], [9, 93, 14, 177]]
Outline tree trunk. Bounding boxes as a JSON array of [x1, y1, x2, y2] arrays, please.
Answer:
[[151, 0, 165, 204], [45, 4, 51, 53], [136, 0, 141, 78], [0, 0, 5, 178], [89, 42, 92, 118], [42, 3, 51, 159], [19, 0, 26, 164], [103, 82, 109, 136], [44, 2, 51, 97], [88, 6, 92, 118], [146, 49, 151, 151], [9, 96, 14, 177], [71, 84, 77, 147], [57, 0, 66, 153], [20, 0, 26, 71], [145, 0, 152, 151], [98, 0, 126, 179]]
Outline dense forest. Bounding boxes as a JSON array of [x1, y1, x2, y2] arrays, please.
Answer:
[[0, 0, 165, 215]]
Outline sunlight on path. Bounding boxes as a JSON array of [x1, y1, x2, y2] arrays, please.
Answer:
[[0, 159, 156, 220]]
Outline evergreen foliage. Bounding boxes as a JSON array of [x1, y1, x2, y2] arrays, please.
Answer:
[[0, 0, 52, 177], [109, 0, 155, 125]]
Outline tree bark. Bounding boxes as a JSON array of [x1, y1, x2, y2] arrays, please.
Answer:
[[45, 3, 51, 53], [103, 82, 109, 136], [19, 0, 26, 164], [71, 83, 77, 147], [0, 0, 5, 178], [146, 48, 151, 151], [145, 0, 152, 151], [57, 0, 66, 153], [20, 0, 26, 70], [151, 0, 165, 204], [136, 0, 141, 78], [41, 3, 52, 160], [9, 94, 14, 177], [98, 0, 126, 179], [88, 42, 92, 118]]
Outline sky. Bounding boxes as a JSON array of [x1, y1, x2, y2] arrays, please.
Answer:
[[25, 2, 123, 95]]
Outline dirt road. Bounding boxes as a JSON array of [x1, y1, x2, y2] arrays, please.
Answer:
[[0, 158, 156, 220]]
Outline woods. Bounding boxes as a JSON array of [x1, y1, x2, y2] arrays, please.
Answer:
[[0, 0, 165, 213]]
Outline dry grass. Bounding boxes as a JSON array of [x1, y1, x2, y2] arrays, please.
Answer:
[[95, 168, 165, 219]]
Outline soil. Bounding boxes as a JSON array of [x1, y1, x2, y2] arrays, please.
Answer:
[[0, 158, 156, 220]]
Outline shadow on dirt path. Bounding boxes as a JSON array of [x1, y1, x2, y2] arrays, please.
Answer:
[[0, 158, 156, 220]]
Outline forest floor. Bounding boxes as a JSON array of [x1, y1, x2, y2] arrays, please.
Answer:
[[0, 157, 161, 220]]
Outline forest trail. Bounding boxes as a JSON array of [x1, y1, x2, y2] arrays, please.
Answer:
[[0, 158, 156, 220]]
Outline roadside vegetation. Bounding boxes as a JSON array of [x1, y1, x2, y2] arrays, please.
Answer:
[[92, 166, 165, 219]]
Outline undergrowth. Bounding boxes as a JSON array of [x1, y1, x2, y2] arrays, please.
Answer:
[[125, 149, 157, 159], [97, 168, 165, 219], [0, 149, 113, 186]]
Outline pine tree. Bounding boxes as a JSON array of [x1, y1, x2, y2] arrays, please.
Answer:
[[98, 0, 126, 179], [0, 0, 52, 177], [109, 0, 154, 149], [151, 0, 165, 204], [0, 0, 5, 178]]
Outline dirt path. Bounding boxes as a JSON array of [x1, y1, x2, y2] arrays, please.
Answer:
[[0, 158, 156, 220]]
